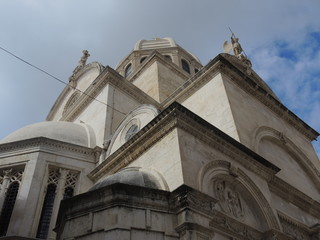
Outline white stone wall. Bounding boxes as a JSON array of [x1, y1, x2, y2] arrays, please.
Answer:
[[182, 73, 240, 141]]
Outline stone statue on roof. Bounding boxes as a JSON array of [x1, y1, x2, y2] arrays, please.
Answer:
[[69, 50, 90, 88], [223, 31, 252, 74]]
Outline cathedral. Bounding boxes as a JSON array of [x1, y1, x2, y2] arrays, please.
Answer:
[[0, 37, 320, 240]]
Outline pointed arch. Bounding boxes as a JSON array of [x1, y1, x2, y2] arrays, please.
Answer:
[[198, 160, 280, 231]]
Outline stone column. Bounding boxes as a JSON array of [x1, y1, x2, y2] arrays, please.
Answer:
[[0, 169, 12, 211], [48, 168, 69, 240]]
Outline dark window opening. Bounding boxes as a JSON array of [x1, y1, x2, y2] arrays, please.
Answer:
[[164, 55, 172, 61], [36, 183, 57, 239], [140, 57, 147, 64], [181, 59, 190, 74], [195, 68, 199, 73], [63, 187, 74, 200], [125, 63, 132, 78], [0, 182, 20, 236]]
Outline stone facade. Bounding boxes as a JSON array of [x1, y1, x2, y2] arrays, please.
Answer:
[[0, 37, 319, 239]]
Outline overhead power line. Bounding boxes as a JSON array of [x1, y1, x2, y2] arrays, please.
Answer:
[[0, 45, 126, 115]]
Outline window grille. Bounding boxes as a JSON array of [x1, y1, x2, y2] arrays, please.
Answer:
[[181, 59, 190, 74], [125, 63, 132, 78], [36, 183, 57, 239], [36, 167, 79, 238], [0, 182, 20, 236], [63, 171, 78, 199]]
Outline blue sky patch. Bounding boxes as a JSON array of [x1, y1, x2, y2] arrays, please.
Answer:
[[274, 40, 298, 62]]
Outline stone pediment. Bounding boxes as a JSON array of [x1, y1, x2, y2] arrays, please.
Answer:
[[46, 62, 104, 121], [47, 66, 160, 122]]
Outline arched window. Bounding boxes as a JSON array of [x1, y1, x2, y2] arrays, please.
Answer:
[[36, 183, 57, 239], [0, 181, 20, 236], [181, 59, 190, 74], [124, 63, 132, 78], [164, 55, 172, 61], [140, 57, 147, 64]]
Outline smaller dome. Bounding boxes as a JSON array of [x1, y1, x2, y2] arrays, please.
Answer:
[[90, 168, 162, 191], [0, 121, 96, 148]]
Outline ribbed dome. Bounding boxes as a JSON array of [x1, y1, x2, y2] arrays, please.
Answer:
[[133, 37, 201, 63], [0, 121, 96, 148], [134, 37, 177, 50], [90, 168, 162, 191]]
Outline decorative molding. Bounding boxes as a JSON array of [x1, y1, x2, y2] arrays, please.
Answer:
[[217, 55, 318, 140], [209, 211, 262, 240], [163, 54, 318, 141], [60, 67, 161, 122], [105, 104, 159, 158], [171, 185, 217, 216], [63, 90, 81, 115], [88, 102, 279, 187], [116, 46, 202, 73], [162, 61, 222, 106], [46, 62, 104, 121], [199, 160, 280, 231], [278, 212, 310, 240], [0, 167, 24, 185], [253, 126, 320, 191], [0, 137, 96, 162], [269, 176, 320, 217], [128, 50, 190, 82], [88, 109, 178, 181]]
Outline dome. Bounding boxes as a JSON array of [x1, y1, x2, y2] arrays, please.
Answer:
[[90, 168, 162, 191], [134, 37, 177, 50], [134, 37, 201, 63], [0, 121, 96, 148]]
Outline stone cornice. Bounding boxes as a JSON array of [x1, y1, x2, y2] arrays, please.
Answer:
[[128, 50, 190, 82], [0, 137, 97, 162], [269, 176, 320, 217], [88, 102, 279, 182], [163, 54, 319, 141], [171, 185, 217, 216], [58, 183, 171, 220], [162, 61, 221, 106], [60, 66, 161, 122], [209, 211, 263, 240]]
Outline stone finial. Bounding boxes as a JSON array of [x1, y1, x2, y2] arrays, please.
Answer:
[[69, 50, 90, 88]]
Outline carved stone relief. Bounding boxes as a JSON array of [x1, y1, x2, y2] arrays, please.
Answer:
[[215, 180, 243, 218]]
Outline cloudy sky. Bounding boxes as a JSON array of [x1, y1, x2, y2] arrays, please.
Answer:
[[0, 0, 319, 155]]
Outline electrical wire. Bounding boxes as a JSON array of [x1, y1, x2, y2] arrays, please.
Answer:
[[0, 45, 127, 115]]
